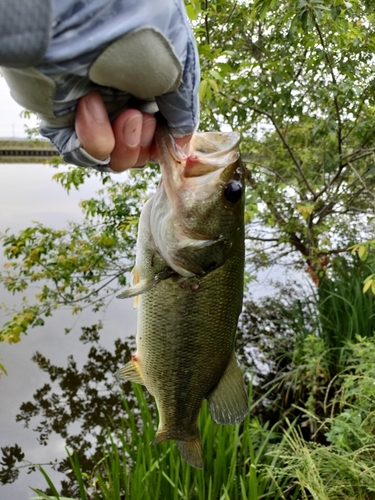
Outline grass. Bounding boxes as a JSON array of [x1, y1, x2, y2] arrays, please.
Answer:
[[31, 383, 297, 500], [30, 258, 375, 500]]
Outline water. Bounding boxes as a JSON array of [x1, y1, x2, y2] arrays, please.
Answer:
[[0, 163, 308, 499], [0, 163, 137, 499]]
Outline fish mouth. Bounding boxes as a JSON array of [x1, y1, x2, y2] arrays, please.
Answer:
[[152, 123, 243, 277], [189, 131, 241, 158], [155, 126, 241, 207], [177, 131, 241, 179]]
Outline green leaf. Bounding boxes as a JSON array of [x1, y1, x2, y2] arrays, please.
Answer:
[[208, 78, 219, 94], [358, 245, 368, 261], [363, 279, 373, 294], [331, 6, 341, 20], [199, 80, 208, 102], [185, 4, 196, 21]]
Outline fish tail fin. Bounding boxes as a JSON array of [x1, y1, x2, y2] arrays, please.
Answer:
[[207, 353, 248, 425], [177, 437, 204, 469]]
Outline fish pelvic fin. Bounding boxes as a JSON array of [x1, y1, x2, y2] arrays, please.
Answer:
[[177, 438, 204, 469], [207, 353, 248, 425], [115, 359, 144, 385], [116, 267, 174, 299]]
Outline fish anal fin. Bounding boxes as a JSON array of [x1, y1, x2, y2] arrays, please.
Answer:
[[115, 359, 144, 385], [177, 438, 204, 469], [207, 353, 248, 425], [151, 429, 204, 469], [150, 430, 170, 446]]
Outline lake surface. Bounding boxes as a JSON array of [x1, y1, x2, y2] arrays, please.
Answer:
[[0, 163, 137, 499], [0, 162, 306, 499]]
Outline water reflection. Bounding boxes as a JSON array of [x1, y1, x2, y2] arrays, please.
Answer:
[[0, 164, 137, 498], [10, 323, 138, 497], [0, 163, 305, 498]]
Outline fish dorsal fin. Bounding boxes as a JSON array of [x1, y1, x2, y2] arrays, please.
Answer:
[[116, 267, 174, 299], [207, 353, 248, 425], [177, 438, 204, 469], [115, 359, 144, 385]]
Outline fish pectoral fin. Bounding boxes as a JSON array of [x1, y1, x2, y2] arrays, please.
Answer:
[[116, 267, 174, 299], [115, 359, 144, 385], [116, 277, 155, 299], [207, 353, 248, 425], [177, 438, 204, 469]]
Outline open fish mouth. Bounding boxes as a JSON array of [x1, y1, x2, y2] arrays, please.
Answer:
[[167, 130, 241, 179], [189, 130, 241, 158], [148, 120, 245, 278]]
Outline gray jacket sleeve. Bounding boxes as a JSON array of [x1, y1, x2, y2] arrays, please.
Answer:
[[0, 0, 200, 172], [0, 0, 52, 67]]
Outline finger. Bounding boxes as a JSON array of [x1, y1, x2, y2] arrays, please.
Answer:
[[175, 134, 192, 152], [110, 110, 156, 171], [135, 115, 157, 167], [75, 91, 115, 161]]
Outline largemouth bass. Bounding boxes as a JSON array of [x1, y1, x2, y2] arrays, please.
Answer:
[[116, 119, 247, 469]]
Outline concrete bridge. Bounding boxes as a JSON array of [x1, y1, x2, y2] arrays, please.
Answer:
[[0, 139, 61, 163]]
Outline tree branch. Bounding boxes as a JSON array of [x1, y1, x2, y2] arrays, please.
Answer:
[[204, 0, 210, 45], [347, 162, 375, 200], [243, 162, 301, 197], [313, 16, 343, 160], [245, 167, 310, 259], [222, 92, 315, 196], [340, 149, 375, 170]]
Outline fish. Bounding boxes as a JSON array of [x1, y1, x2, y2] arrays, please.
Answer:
[[115, 117, 247, 469]]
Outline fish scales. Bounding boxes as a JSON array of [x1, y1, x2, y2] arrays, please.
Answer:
[[116, 118, 248, 468], [138, 241, 244, 432]]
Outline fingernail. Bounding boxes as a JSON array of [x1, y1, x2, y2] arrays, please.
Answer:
[[175, 134, 192, 155], [141, 118, 156, 147], [85, 94, 107, 124], [123, 115, 143, 148]]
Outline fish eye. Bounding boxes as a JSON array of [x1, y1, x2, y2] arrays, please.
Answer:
[[223, 181, 242, 203]]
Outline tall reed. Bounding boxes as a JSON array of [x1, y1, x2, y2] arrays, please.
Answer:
[[31, 383, 297, 500]]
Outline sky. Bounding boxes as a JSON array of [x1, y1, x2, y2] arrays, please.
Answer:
[[0, 77, 39, 138]]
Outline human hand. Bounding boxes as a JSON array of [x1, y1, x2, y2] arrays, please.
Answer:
[[0, 0, 199, 173], [75, 92, 192, 172]]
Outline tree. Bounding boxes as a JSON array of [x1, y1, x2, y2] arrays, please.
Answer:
[[0, 166, 157, 343], [1, 0, 375, 340], [193, 0, 375, 278]]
